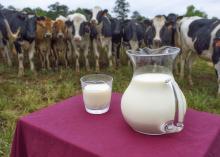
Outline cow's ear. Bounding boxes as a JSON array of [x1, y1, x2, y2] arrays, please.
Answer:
[[65, 20, 72, 27], [17, 14, 26, 20], [163, 15, 167, 19], [37, 16, 45, 21], [83, 9, 92, 17], [101, 9, 108, 16], [143, 19, 152, 26], [103, 9, 108, 14], [177, 16, 184, 21], [51, 20, 55, 26], [214, 37, 220, 47], [37, 20, 45, 28]]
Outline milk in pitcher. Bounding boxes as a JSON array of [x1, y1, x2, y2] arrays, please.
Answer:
[[121, 73, 176, 134]]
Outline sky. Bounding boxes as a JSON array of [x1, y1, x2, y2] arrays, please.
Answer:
[[0, 0, 219, 18]]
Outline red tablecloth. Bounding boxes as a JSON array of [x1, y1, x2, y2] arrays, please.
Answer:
[[11, 93, 220, 157]]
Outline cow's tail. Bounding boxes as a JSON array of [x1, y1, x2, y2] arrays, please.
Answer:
[[4, 19, 20, 41]]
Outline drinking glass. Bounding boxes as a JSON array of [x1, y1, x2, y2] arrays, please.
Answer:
[[80, 74, 113, 114]]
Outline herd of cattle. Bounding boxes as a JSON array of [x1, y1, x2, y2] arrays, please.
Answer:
[[0, 6, 220, 95]]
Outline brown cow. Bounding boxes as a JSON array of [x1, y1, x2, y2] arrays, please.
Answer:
[[52, 19, 68, 69], [36, 17, 53, 70]]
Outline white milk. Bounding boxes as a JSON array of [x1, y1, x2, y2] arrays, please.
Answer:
[[121, 73, 177, 134], [83, 83, 112, 109]]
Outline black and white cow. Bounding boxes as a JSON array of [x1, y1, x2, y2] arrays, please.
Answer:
[[144, 14, 178, 48], [122, 19, 145, 51], [1, 9, 37, 76], [0, 10, 20, 66], [90, 6, 113, 71], [66, 13, 91, 72], [177, 16, 220, 95]]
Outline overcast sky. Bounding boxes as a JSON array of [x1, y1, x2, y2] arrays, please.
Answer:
[[0, 0, 219, 18]]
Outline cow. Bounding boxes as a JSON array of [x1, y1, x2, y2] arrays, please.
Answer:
[[122, 19, 145, 51], [144, 14, 178, 48], [36, 17, 53, 70], [52, 19, 68, 69], [90, 6, 113, 71], [0, 9, 37, 76], [0, 10, 20, 66], [177, 16, 220, 96], [56, 15, 73, 65], [66, 13, 91, 72]]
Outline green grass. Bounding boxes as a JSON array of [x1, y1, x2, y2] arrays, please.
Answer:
[[0, 58, 220, 156]]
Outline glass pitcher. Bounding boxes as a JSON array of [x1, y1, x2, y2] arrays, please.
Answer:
[[121, 46, 187, 135]]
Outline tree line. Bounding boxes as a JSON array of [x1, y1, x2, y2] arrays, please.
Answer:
[[0, 0, 214, 21]]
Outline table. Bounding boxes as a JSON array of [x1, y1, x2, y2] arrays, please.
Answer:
[[10, 93, 220, 157]]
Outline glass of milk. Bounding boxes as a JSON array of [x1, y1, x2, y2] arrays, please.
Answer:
[[80, 74, 113, 114]]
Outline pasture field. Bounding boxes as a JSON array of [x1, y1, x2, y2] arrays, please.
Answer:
[[0, 58, 220, 156]]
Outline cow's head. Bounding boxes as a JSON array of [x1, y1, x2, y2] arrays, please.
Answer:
[[68, 13, 90, 42], [91, 6, 109, 25], [56, 15, 67, 22], [144, 14, 178, 48], [36, 17, 53, 39], [152, 15, 166, 47], [25, 14, 37, 41], [111, 18, 122, 35], [91, 6, 102, 24], [53, 19, 67, 39], [16, 13, 37, 42]]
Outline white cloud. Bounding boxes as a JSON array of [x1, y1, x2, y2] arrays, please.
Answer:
[[0, 0, 219, 18]]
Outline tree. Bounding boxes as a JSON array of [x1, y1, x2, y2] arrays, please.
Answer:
[[113, 0, 130, 21], [212, 16, 218, 20], [131, 11, 146, 21], [7, 5, 16, 10], [34, 7, 47, 17], [23, 7, 34, 14], [48, 2, 69, 19], [185, 5, 207, 18], [0, 3, 4, 9], [73, 8, 93, 20]]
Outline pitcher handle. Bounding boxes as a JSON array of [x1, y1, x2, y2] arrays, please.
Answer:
[[163, 79, 185, 133]]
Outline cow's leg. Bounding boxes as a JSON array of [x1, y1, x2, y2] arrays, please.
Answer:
[[14, 42, 24, 76], [214, 60, 220, 96], [67, 41, 72, 65], [93, 40, 100, 71], [179, 48, 189, 80], [112, 43, 118, 67], [18, 52, 24, 77], [64, 50, 68, 68], [4, 43, 12, 66], [84, 45, 90, 71], [39, 51, 45, 70], [54, 49, 59, 70], [46, 49, 51, 70], [75, 49, 80, 72], [108, 40, 113, 67], [186, 52, 197, 86], [174, 55, 180, 75], [28, 41, 36, 73], [179, 57, 185, 80], [116, 43, 121, 67]]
